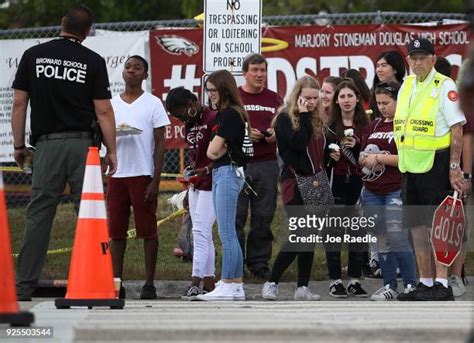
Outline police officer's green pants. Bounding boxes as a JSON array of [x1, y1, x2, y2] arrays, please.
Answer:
[[16, 137, 92, 298]]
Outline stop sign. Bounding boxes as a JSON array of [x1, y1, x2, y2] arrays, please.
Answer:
[[431, 192, 465, 267]]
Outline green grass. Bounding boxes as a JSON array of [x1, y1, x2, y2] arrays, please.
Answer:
[[7, 195, 474, 282]]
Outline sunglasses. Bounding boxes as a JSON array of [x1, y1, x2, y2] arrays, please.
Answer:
[[377, 84, 397, 92]]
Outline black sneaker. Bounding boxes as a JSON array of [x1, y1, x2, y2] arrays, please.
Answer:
[[181, 285, 201, 301], [347, 281, 368, 297], [415, 282, 454, 301], [119, 285, 126, 299], [397, 283, 430, 301], [329, 281, 347, 298], [252, 267, 271, 280], [364, 259, 382, 279], [140, 283, 157, 300]]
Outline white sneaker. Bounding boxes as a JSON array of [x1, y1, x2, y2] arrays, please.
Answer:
[[449, 275, 466, 297], [196, 281, 234, 301], [262, 281, 278, 300], [233, 282, 246, 301], [294, 286, 321, 301], [370, 284, 398, 301]]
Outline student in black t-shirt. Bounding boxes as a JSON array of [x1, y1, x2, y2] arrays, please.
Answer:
[[11, 4, 117, 301], [197, 70, 249, 301]]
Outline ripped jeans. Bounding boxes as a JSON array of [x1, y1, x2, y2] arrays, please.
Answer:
[[362, 188, 417, 290]]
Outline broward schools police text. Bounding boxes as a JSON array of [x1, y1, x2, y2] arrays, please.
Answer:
[[35, 58, 87, 83]]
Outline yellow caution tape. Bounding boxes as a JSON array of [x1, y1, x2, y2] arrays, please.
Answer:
[[1, 166, 22, 172], [12, 208, 187, 257], [126, 208, 186, 239], [12, 247, 72, 258]]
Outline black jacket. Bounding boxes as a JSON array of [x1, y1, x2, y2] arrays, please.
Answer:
[[275, 112, 334, 181]]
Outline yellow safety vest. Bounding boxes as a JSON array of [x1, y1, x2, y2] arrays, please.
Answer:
[[394, 72, 451, 173]]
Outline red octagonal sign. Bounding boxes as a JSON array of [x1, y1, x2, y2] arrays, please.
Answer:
[[431, 192, 465, 267]]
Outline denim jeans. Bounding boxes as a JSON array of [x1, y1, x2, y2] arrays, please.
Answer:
[[361, 188, 417, 289], [212, 165, 245, 279]]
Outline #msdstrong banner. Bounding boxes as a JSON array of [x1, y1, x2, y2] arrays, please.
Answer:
[[150, 23, 471, 149]]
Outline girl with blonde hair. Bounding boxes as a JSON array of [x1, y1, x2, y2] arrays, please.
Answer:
[[262, 75, 340, 300]]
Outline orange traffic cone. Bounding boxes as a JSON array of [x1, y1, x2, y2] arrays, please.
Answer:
[[0, 171, 34, 326], [55, 147, 124, 309]]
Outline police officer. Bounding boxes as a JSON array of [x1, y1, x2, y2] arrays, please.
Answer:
[[11, 4, 117, 301], [394, 38, 465, 301]]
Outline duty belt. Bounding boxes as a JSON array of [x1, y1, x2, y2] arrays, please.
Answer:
[[36, 131, 92, 143]]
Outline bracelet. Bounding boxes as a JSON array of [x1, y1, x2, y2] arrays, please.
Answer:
[[464, 173, 472, 180], [14, 145, 26, 150]]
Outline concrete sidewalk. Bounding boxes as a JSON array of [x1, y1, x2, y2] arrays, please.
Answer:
[[8, 278, 473, 342], [11, 299, 474, 342], [122, 277, 474, 301]]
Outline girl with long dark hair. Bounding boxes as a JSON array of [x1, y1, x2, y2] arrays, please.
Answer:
[[198, 70, 250, 301], [325, 80, 369, 298]]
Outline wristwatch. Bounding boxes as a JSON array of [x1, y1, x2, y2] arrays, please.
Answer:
[[449, 162, 460, 170]]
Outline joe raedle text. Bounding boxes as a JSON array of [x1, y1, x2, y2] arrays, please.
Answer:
[[287, 214, 378, 244]]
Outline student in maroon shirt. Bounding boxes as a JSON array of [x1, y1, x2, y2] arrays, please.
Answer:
[[236, 53, 283, 279], [166, 87, 216, 300], [359, 81, 417, 301], [325, 80, 368, 298]]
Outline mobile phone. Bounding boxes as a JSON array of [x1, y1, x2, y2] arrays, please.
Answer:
[[260, 129, 272, 138], [184, 168, 197, 180]]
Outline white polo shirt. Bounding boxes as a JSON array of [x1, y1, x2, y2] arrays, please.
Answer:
[[111, 92, 170, 178], [398, 67, 466, 136]]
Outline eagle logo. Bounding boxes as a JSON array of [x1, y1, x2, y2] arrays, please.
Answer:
[[156, 36, 199, 56]]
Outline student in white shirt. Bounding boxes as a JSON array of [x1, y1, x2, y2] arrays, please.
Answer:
[[108, 56, 170, 300]]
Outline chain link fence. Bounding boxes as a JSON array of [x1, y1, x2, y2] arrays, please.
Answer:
[[0, 12, 467, 206]]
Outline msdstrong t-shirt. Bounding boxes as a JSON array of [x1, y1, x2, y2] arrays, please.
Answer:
[[239, 87, 283, 162], [361, 119, 402, 194], [12, 38, 111, 140]]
